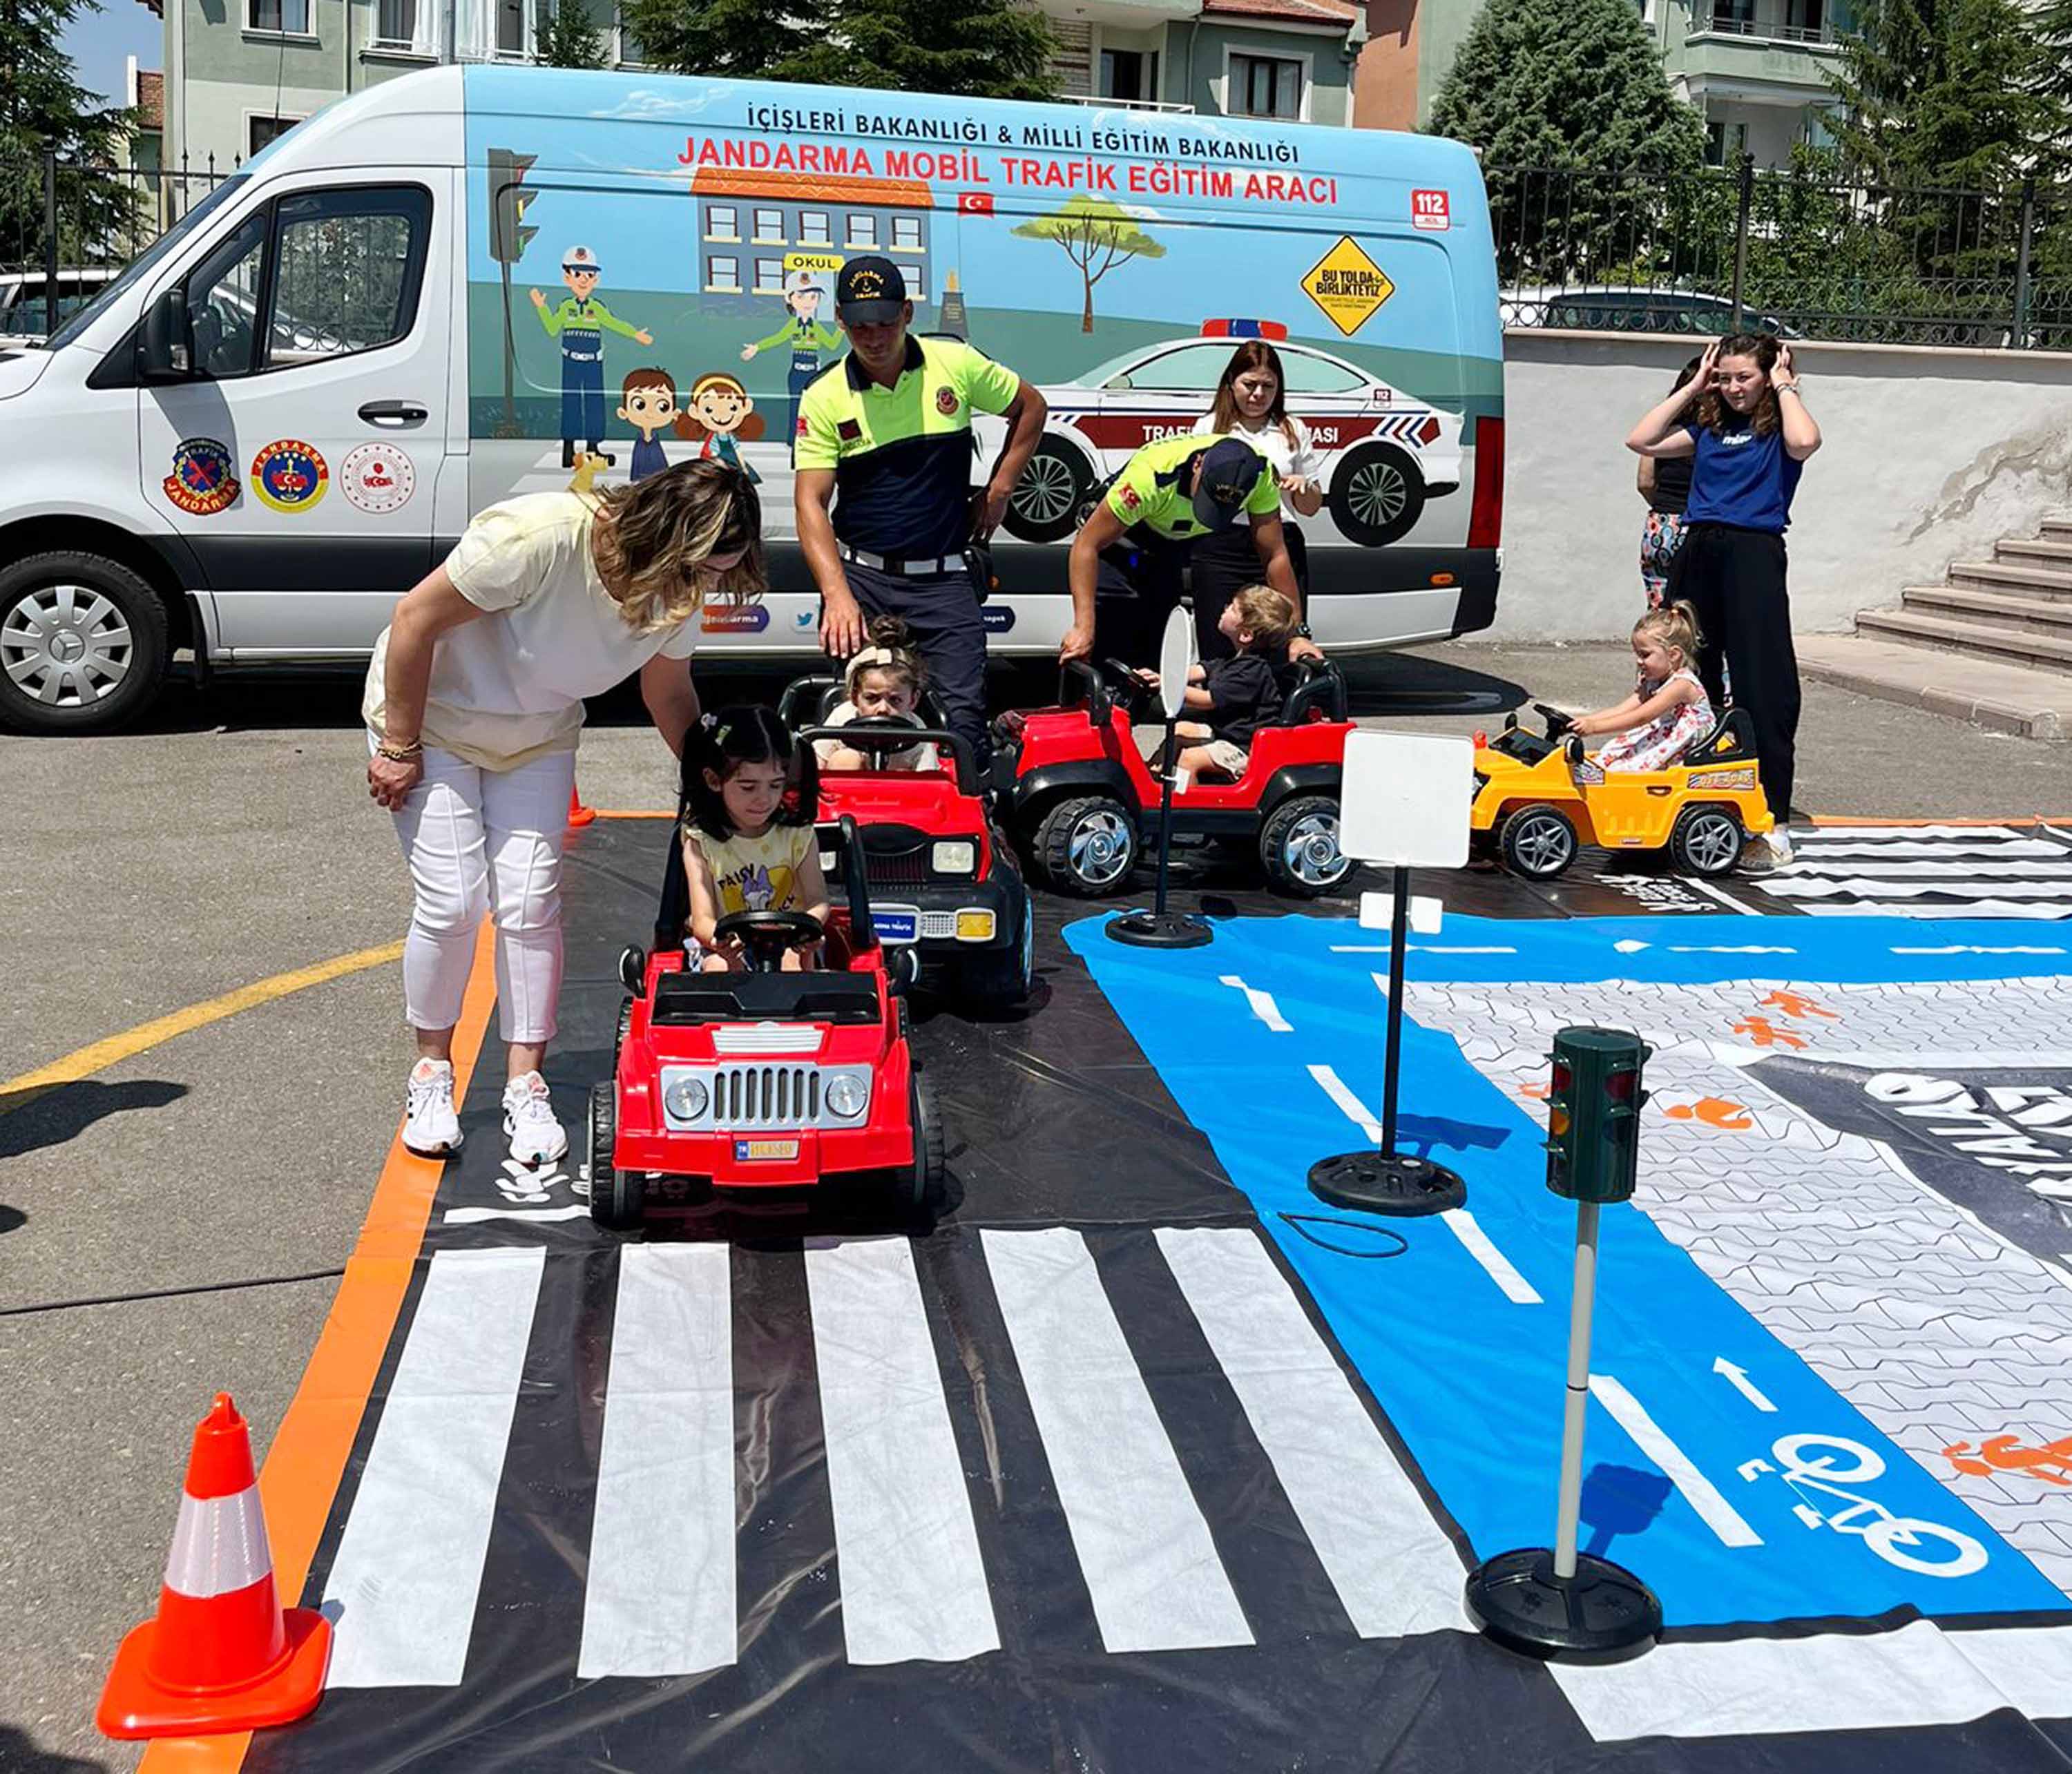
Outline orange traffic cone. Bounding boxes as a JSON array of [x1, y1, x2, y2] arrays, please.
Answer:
[[568, 783, 597, 828], [97, 1394, 330, 1739]]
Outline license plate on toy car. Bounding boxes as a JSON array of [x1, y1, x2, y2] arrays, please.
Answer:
[[874, 909, 919, 943], [733, 1138, 800, 1161]]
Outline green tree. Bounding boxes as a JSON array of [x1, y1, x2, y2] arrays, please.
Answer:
[[1428, 0, 1705, 170], [536, 0, 607, 68], [623, 0, 1059, 99], [0, 0, 136, 271], [1011, 195, 1164, 333]]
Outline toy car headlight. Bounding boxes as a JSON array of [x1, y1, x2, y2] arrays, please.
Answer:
[[664, 1075, 709, 1120], [931, 840, 977, 875], [823, 1070, 870, 1120]]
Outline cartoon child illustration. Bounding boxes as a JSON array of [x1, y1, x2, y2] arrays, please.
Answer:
[[740, 271, 842, 455], [617, 367, 682, 483], [530, 245, 653, 470], [678, 373, 765, 485]]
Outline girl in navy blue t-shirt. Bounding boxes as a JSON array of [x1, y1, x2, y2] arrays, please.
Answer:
[[1627, 334, 1821, 868]]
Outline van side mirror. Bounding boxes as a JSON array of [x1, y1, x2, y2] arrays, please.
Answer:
[[137, 287, 192, 382]]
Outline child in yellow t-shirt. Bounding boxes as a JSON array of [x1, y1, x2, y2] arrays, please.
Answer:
[[680, 704, 830, 972]]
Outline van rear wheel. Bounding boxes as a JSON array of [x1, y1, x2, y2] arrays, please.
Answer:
[[0, 552, 169, 734], [1329, 443, 1426, 548], [1004, 438, 1093, 543]]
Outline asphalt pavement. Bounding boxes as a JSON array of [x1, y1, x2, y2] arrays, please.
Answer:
[[0, 641, 2064, 1772]]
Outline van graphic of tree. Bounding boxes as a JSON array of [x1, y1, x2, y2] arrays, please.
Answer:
[[1012, 195, 1167, 334]]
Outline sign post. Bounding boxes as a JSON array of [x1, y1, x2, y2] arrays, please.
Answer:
[[1307, 729, 1473, 1215], [1464, 1027, 1663, 1659], [1109, 604, 1212, 950]]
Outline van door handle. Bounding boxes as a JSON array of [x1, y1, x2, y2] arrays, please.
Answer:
[[358, 401, 428, 428]]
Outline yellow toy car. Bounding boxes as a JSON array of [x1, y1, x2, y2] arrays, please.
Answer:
[[1469, 704, 1774, 879]]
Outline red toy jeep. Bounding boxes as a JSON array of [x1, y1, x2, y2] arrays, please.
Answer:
[[588, 816, 943, 1231], [995, 657, 1356, 898]]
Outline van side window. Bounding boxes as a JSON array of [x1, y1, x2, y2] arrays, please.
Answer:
[[182, 184, 430, 380]]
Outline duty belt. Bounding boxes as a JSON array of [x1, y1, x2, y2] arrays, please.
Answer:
[[841, 543, 963, 579]]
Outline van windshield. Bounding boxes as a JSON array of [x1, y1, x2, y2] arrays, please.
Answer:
[[43, 175, 251, 352]]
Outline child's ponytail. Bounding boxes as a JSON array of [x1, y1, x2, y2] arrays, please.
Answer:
[[1634, 599, 1703, 670], [844, 615, 929, 700]]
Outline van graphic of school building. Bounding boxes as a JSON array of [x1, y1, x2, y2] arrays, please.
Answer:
[[691, 169, 936, 302]]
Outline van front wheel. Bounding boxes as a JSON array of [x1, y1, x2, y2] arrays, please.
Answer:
[[0, 552, 169, 734]]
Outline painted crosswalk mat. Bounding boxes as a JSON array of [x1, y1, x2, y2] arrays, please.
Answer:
[[233, 821, 2072, 1773]]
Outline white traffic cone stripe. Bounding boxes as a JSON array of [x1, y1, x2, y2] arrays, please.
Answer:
[[163, 1484, 274, 1599]]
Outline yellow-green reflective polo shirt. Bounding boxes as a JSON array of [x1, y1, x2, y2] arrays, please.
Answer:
[[1102, 433, 1278, 544], [796, 336, 1021, 561]]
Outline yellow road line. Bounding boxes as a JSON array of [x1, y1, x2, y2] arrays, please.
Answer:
[[0, 941, 405, 1114]]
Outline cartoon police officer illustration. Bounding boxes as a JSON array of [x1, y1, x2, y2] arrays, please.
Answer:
[[530, 245, 653, 470], [740, 271, 843, 461]]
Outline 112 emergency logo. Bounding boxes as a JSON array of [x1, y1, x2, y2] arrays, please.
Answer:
[[162, 437, 238, 516], [251, 439, 329, 514]]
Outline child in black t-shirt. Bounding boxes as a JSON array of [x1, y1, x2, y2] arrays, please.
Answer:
[[1147, 585, 1296, 781]]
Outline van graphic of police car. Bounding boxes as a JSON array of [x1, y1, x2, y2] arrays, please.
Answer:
[[996, 320, 1464, 549]]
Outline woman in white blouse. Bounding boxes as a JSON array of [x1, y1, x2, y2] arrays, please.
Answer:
[[1190, 340, 1321, 660]]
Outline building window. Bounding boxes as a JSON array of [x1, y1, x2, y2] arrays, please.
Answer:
[[248, 114, 300, 157], [1709, 0, 1756, 28], [374, 0, 414, 42], [1783, 0, 1825, 38], [1705, 117, 1749, 164], [708, 254, 740, 293], [905, 262, 926, 301], [497, 0, 526, 54], [613, 1, 644, 61], [753, 206, 784, 242], [799, 210, 831, 246], [706, 204, 738, 240], [891, 215, 922, 251], [1100, 48, 1158, 103], [1229, 53, 1302, 122], [847, 213, 877, 247], [754, 257, 783, 294], [248, 0, 310, 32]]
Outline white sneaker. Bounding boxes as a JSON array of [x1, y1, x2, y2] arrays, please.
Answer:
[[1767, 830, 1794, 868], [403, 1059, 463, 1158], [1740, 829, 1795, 874], [502, 1071, 568, 1168]]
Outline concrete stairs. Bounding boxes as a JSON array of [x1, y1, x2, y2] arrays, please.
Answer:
[[1796, 517, 2072, 740]]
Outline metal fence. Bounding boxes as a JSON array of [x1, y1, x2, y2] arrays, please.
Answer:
[[1486, 157, 2072, 351], [4, 146, 2071, 352]]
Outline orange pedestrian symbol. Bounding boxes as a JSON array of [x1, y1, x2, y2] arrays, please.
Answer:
[[1942, 1434, 2072, 1487], [1761, 990, 1839, 1022], [1732, 1016, 1806, 1050], [1663, 1097, 1753, 1130]]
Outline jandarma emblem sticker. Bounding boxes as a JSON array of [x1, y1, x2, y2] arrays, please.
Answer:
[[162, 438, 238, 515], [251, 438, 329, 514]]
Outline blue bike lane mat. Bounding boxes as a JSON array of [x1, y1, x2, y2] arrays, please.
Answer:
[[1065, 909, 2072, 1630]]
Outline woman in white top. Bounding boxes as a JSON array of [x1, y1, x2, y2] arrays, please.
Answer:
[[1190, 340, 1322, 660], [363, 459, 762, 1166]]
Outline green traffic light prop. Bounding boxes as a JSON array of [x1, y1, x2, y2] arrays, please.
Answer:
[[1464, 1027, 1665, 1659]]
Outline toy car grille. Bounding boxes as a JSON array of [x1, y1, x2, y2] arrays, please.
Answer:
[[919, 909, 958, 938], [711, 1064, 822, 1128], [863, 849, 928, 887]]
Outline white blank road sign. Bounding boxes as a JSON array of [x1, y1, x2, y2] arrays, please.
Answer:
[[1339, 729, 1474, 869]]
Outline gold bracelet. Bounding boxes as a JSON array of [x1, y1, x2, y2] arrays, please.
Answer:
[[376, 738, 423, 762]]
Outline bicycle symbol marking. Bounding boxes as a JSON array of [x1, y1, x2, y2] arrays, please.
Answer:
[[1737, 1434, 1989, 1579]]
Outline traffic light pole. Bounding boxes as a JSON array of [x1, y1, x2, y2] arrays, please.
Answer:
[[1552, 1198, 1600, 1581]]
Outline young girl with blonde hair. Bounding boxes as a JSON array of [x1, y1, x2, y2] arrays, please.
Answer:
[[1571, 601, 1716, 774]]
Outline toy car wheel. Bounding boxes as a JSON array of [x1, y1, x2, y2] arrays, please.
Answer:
[[1035, 794, 1138, 896], [961, 895, 1033, 1007], [1499, 804, 1577, 879], [587, 1080, 644, 1231], [1003, 437, 1092, 543], [1669, 804, 1745, 878], [903, 1071, 946, 1218], [1260, 795, 1353, 896], [1328, 443, 1427, 548], [614, 996, 633, 1064]]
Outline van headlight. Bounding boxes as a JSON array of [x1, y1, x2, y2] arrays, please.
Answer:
[[931, 839, 977, 875], [823, 1071, 870, 1121], [664, 1075, 709, 1120]]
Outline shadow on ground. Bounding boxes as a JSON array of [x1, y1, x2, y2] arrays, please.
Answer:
[[0, 1081, 190, 1161]]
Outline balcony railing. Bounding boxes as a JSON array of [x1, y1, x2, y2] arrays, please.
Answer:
[[1700, 10, 1839, 44], [1060, 93, 1197, 114]]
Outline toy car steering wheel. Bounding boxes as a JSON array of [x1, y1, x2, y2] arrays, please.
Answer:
[[712, 910, 823, 973], [1101, 657, 1158, 713], [836, 715, 928, 758], [1535, 702, 1575, 738]]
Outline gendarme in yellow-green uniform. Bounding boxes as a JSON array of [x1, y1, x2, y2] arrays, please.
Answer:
[[1104, 432, 1281, 541]]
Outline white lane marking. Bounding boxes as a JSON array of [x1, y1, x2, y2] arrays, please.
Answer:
[[1712, 1356, 1777, 1412], [982, 1227, 1253, 1655], [1309, 1062, 1384, 1145], [1790, 831, 2069, 855], [1157, 1227, 1471, 1638], [1439, 1208, 1544, 1305], [1801, 900, 2072, 920], [1553, 1619, 2072, 1740], [578, 1244, 736, 1678], [1586, 1373, 1763, 1550], [1330, 945, 1390, 953], [1794, 858, 2072, 879], [1770, 875, 2072, 901], [324, 1247, 544, 1688], [805, 1237, 999, 1666], [1892, 943, 2067, 956], [1218, 974, 1292, 1034], [442, 1204, 591, 1225], [1684, 877, 1761, 915]]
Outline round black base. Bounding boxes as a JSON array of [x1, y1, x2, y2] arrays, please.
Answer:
[[1307, 1150, 1466, 1217], [1107, 909, 1214, 949], [1464, 1548, 1662, 1660]]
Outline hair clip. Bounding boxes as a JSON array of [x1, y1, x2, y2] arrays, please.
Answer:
[[698, 711, 718, 730]]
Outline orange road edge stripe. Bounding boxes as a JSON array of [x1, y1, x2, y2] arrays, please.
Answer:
[[588, 808, 674, 820], [136, 922, 499, 1774]]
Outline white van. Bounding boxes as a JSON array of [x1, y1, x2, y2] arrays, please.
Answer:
[[0, 66, 1503, 733]]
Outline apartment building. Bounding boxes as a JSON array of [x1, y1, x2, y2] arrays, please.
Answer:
[[1354, 0, 1853, 163]]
